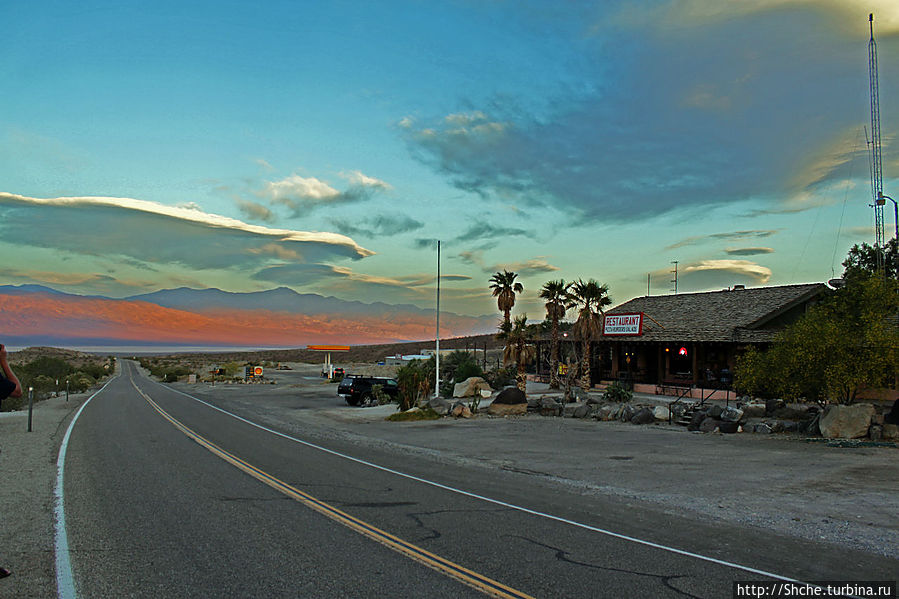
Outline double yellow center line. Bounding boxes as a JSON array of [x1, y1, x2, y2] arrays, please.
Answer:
[[132, 381, 535, 599]]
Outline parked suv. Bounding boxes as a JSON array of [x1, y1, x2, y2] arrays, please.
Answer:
[[337, 375, 399, 406]]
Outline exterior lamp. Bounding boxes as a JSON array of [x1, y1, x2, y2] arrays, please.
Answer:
[[879, 193, 898, 241]]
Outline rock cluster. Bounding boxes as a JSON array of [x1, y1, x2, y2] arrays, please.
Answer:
[[434, 387, 899, 442]]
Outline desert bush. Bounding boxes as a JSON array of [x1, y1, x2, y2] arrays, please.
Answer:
[[370, 384, 392, 405], [396, 358, 435, 411], [483, 364, 517, 389], [602, 381, 633, 403]]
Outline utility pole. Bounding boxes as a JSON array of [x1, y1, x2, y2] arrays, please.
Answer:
[[435, 240, 441, 398], [670, 261, 679, 295], [869, 13, 887, 275]]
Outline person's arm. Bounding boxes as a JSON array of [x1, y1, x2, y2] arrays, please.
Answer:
[[0, 345, 23, 398]]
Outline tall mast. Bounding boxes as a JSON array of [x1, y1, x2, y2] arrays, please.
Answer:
[[869, 13, 886, 273], [435, 240, 440, 398]]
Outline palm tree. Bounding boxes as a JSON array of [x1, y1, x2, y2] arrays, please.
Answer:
[[489, 270, 523, 325], [570, 279, 611, 391], [539, 279, 573, 389], [497, 314, 536, 394]]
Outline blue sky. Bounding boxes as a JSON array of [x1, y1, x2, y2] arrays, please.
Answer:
[[2, 1, 898, 320]]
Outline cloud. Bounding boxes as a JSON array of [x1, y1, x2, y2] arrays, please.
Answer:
[[458, 250, 559, 276], [329, 214, 424, 237], [613, 1, 899, 36], [656, 259, 773, 292], [339, 170, 392, 190], [0, 193, 373, 274], [257, 171, 391, 216], [237, 200, 276, 223], [454, 223, 533, 243], [724, 247, 775, 256], [402, 4, 896, 223], [666, 230, 779, 250], [255, 158, 275, 171]]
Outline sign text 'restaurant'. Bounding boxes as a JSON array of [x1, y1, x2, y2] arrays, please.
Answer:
[[603, 313, 644, 336]]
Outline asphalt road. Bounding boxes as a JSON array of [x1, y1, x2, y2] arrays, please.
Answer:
[[59, 361, 897, 598]]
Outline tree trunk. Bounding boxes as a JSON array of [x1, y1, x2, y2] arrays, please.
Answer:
[[549, 319, 560, 389], [580, 340, 591, 391], [517, 363, 527, 394]]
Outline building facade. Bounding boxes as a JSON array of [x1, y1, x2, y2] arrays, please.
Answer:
[[536, 283, 828, 397]]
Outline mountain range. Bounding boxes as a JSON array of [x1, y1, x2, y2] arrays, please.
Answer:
[[0, 285, 497, 349]]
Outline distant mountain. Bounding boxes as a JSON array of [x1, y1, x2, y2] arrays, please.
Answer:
[[0, 284, 72, 296], [0, 285, 496, 349]]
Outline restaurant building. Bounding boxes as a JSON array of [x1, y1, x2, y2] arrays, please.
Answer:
[[536, 283, 828, 399]]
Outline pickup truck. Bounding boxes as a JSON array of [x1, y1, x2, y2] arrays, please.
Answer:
[[337, 375, 399, 406]]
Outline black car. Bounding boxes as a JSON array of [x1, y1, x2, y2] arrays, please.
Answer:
[[337, 375, 399, 406]]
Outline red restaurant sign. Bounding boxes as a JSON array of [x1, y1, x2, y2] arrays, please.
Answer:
[[603, 312, 644, 336]]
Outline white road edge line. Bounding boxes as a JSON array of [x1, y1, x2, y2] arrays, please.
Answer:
[[54, 376, 117, 599], [156, 380, 824, 589]]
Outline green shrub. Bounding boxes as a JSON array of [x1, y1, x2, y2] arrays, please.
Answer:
[[602, 381, 633, 403], [484, 364, 516, 389], [370, 384, 393, 405], [386, 407, 440, 421], [396, 358, 435, 411]]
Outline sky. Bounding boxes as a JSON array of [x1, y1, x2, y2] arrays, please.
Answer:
[[2, 0, 898, 324]]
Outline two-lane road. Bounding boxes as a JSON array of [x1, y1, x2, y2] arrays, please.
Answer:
[[58, 361, 897, 597]]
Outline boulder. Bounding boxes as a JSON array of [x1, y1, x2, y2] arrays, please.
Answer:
[[631, 407, 655, 425], [451, 403, 464, 417], [869, 425, 883, 442], [765, 398, 785, 415], [573, 404, 591, 419], [487, 402, 527, 417], [428, 397, 451, 416], [773, 404, 811, 421], [595, 404, 617, 421], [801, 413, 821, 435], [586, 394, 603, 405], [720, 406, 744, 422], [453, 377, 492, 398], [819, 404, 876, 439], [669, 403, 687, 419], [741, 403, 766, 418], [460, 406, 473, 418], [767, 420, 785, 433], [652, 406, 670, 421], [687, 414, 706, 432], [526, 397, 541, 412], [718, 420, 739, 434], [494, 387, 527, 405], [753, 423, 772, 434], [540, 397, 562, 417], [885, 399, 899, 425], [883, 423, 899, 441], [563, 402, 584, 418], [699, 418, 721, 433], [618, 404, 637, 422], [707, 405, 724, 419]]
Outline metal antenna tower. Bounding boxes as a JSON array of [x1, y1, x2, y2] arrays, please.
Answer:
[[868, 13, 886, 273], [670, 260, 678, 295]]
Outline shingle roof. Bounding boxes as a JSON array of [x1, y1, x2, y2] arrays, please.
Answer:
[[603, 283, 827, 343]]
